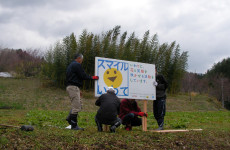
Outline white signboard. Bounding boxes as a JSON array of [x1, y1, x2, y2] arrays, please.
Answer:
[[95, 57, 156, 100]]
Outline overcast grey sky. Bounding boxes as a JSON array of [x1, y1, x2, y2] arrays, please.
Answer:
[[0, 0, 230, 73]]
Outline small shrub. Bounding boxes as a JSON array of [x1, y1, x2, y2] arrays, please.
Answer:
[[0, 136, 9, 146], [0, 102, 24, 109], [82, 90, 95, 99]]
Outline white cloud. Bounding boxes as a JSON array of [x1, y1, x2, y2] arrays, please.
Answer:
[[0, 0, 230, 73], [0, 23, 56, 50]]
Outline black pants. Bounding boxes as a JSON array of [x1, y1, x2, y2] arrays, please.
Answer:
[[95, 116, 121, 126], [153, 97, 166, 127], [122, 113, 142, 126]]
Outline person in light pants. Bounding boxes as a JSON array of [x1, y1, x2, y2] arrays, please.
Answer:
[[66, 53, 99, 130]]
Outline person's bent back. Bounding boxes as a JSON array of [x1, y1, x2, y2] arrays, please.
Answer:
[[95, 87, 121, 132]]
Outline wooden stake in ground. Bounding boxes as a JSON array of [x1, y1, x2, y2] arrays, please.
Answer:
[[142, 100, 148, 131], [104, 125, 109, 132]]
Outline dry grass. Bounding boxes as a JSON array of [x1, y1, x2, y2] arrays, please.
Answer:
[[0, 78, 229, 149]]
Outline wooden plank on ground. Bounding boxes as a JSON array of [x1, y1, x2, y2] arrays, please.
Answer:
[[150, 129, 203, 133]]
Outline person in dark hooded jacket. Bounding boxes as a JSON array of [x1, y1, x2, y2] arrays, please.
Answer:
[[95, 87, 121, 132], [153, 70, 168, 130]]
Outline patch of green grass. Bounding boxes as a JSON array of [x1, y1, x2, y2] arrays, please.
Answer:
[[165, 111, 230, 131], [0, 78, 230, 149], [0, 101, 24, 109], [167, 94, 223, 111], [0, 78, 70, 110], [1, 112, 230, 150], [0, 136, 9, 146], [0, 78, 223, 112], [82, 90, 95, 99], [25, 110, 98, 130], [24, 110, 230, 132], [0, 84, 6, 92]]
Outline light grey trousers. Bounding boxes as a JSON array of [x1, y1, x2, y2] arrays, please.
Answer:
[[66, 85, 82, 114]]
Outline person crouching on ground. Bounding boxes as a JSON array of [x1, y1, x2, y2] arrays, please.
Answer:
[[119, 99, 148, 131], [95, 87, 121, 133]]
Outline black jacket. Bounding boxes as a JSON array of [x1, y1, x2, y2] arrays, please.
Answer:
[[66, 61, 92, 87], [95, 92, 120, 124], [156, 74, 168, 98]]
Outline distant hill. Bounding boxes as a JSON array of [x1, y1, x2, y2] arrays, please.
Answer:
[[206, 57, 230, 79]]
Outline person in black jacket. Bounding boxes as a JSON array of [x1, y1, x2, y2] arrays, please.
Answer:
[[66, 53, 99, 130], [153, 69, 168, 130], [95, 87, 121, 133]]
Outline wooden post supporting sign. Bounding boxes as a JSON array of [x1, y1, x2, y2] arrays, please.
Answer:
[[142, 100, 148, 131]]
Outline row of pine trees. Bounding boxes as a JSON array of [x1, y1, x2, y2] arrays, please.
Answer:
[[41, 26, 188, 94]]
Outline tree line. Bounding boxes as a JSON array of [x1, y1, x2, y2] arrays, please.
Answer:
[[1, 26, 229, 108], [181, 58, 230, 109], [0, 48, 43, 77], [206, 57, 230, 79], [206, 57, 230, 109], [41, 26, 188, 93]]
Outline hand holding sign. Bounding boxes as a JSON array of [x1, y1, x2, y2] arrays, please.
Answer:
[[92, 76, 99, 80]]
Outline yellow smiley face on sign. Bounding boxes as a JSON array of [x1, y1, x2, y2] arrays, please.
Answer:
[[103, 68, 123, 88]]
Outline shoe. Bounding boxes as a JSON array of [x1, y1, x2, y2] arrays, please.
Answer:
[[110, 125, 116, 133], [71, 125, 84, 130], [125, 125, 132, 131], [155, 127, 164, 130], [110, 119, 122, 133], [70, 114, 84, 131], [95, 117, 103, 132], [71, 122, 84, 130], [65, 125, 71, 129]]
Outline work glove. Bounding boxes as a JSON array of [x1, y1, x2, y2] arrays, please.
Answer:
[[137, 112, 148, 117], [137, 112, 145, 117], [153, 81, 158, 86], [92, 76, 99, 80]]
